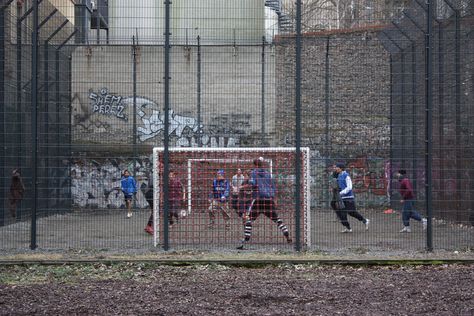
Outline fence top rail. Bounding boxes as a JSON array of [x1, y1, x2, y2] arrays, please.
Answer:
[[153, 147, 310, 153]]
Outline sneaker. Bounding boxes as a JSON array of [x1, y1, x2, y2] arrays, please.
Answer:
[[144, 225, 154, 235], [126, 212, 132, 218], [208, 221, 215, 229], [286, 237, 293, 244], [365, 219, 370, 230], [399, 226, 411, 233], [341, 228, 353, 233], [422, 218, 427, 230], [236, 240, 246, 250]]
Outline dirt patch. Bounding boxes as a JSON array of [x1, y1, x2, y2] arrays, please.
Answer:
[[0, 263, 473, 315]]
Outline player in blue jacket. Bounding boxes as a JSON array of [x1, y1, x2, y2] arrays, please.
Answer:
[[237, 157, 291, 249], [121, 169, 137, 218], [208, 169, 231, 229]]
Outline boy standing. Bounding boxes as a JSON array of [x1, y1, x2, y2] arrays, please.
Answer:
[[121, 169, 137, 218]]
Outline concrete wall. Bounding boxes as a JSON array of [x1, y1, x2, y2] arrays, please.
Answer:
[[105, 0, 265, 45], [71, 44, 276, 148]]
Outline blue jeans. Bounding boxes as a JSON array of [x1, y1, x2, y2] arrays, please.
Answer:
[[402, 200, 422, 227]]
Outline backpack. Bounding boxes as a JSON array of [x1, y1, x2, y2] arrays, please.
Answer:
[[253, 169, 275, 199]]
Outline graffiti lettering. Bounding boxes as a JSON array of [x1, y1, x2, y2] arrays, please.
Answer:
[[90, 88, 126, 119]]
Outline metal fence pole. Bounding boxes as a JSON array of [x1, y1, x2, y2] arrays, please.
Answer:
[[392, 21, 418, 193], [261, 36, 265, 145], [197, 35, 201, 147], [401, 50, 406, 168], [132, 35, 137, 193], [15, 5, 22, 175], [294, 0, 302, 251], [30, 0, 39, 250], [425, 0, 434, 251], [163, 0, 171, 251], [438, 22, 445, 199], [443, 0, 462, 214], [389, 54, 394, 203], [454, 9, 461, 212], [324, 36, 330, 208], [0, 2, 5, 227], [411, 44, 417, 193]]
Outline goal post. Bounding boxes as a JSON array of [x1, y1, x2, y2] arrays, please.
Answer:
[[152, 147, 311, 248]]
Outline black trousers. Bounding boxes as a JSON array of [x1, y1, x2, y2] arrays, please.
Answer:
[[335, 199, 366, 229]]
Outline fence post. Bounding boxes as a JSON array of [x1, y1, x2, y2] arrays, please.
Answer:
[[389, 54, 393, 203], [392, 20, 419, 193], [411, 44, 417, 194], [294, 0, 302, 251], [0, 2, 5, 227], [30, 0, 39, 250], [132, 35, 137, 191], [15, 4, 22, 184], [197, 35, 201, 147], [438, 22, 445, 199], [442, 0, 462, 216], [454, 9, 461, 212], [261, 36, 265, 145], [401, 50, 406, 169], [425, 0, 434, 251], [324, 36, 330, 209], [163, 0, 171, 251]]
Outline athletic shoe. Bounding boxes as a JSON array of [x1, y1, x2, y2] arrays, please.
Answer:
[[144, 225, 154, 235], [126, 212, 132, 218], [208, 221, 215, 229], [341, 228, 353, 233], [365, 219, 370, 230], [286, 237, 293, 244], [422, 218, 427, 230], [400, 226, 411, 233], [236, 240, 246, 250]]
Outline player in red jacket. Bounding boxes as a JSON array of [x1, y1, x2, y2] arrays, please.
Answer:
[[396, 170, 427, 233]]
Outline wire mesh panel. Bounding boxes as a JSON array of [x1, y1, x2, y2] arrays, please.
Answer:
[[0, 0, 473, 253]]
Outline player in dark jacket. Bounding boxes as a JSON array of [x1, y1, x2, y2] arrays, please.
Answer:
[[8, 168, 25, 219], [396, 170, 427, 232], [237, 158, 291, 249]]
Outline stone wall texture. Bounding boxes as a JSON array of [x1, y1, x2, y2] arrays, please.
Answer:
[[275, 28, 391, 159]]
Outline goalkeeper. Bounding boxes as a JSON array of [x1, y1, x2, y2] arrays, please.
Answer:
[[237, 157, 292, 249], [208, 169, 231, 229]]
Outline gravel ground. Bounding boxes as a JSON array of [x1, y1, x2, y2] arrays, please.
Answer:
[[0, 263, 473, 315]]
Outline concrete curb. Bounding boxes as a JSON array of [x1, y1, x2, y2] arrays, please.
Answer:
[[1, 258, 474, 266]]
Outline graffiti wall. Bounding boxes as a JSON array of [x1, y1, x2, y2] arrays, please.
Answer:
[[71, 157, 152, 209], [71, 45, 276, 148]]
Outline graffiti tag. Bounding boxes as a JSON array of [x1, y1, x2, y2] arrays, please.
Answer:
[[90, 88, 126, 119]]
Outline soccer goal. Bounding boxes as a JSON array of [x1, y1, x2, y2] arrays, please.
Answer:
[[152, 147, 311, 248]]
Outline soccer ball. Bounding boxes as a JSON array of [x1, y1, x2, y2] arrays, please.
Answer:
[[180, 209, 187, 218]]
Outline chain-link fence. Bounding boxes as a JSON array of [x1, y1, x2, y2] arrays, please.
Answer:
[[0, 0, 473, 253]]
